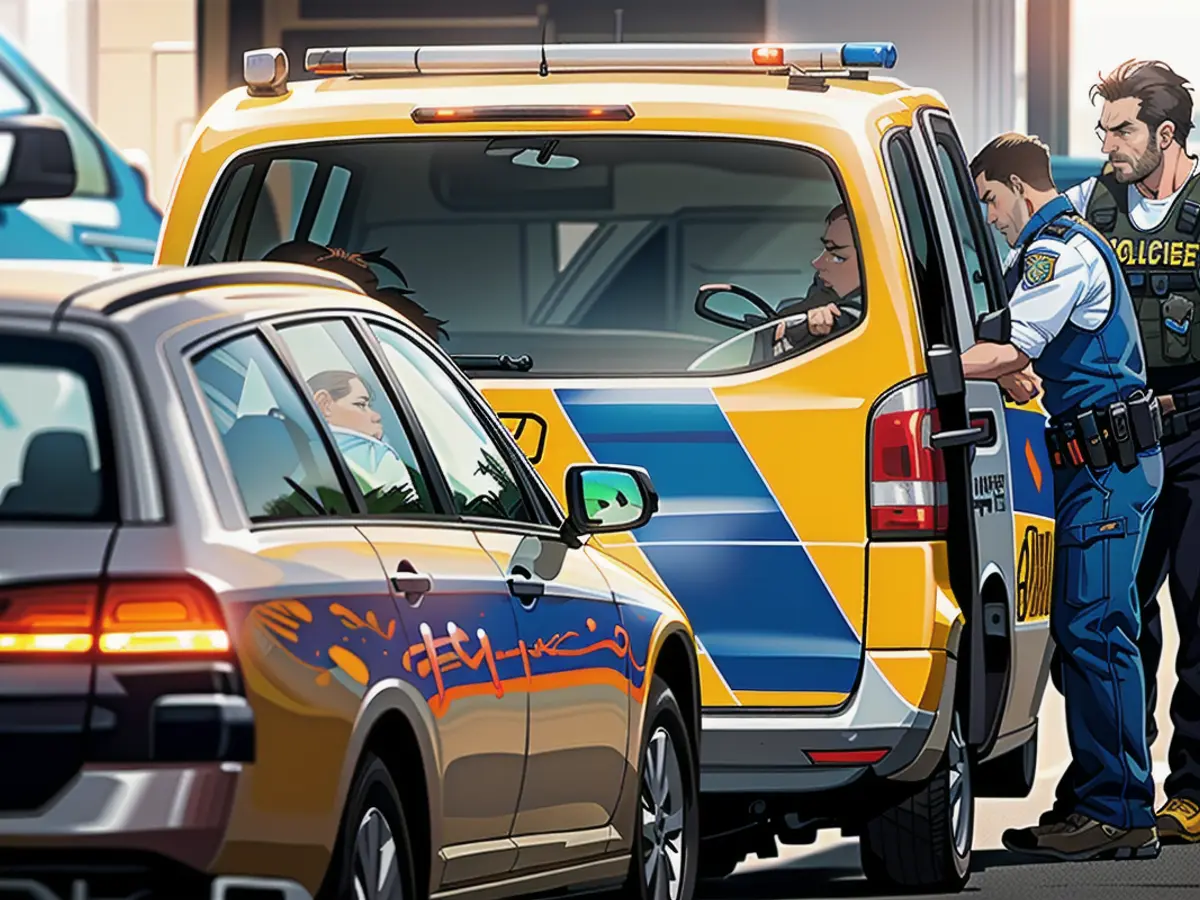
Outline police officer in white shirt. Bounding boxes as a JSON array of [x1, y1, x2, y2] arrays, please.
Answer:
[[1055, 60, 1200, 844], [968, 132, 1164, 861]]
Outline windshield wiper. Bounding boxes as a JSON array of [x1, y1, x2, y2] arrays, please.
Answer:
[[452, 354, 533, 372], [284, 476, 329, 515]]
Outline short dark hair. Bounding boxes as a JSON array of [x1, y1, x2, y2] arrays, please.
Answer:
[[1091, 59, 1193, 147], [969, 133, 1056, 192], [825, 203, 848, 225], [307, 370, 366, 402]]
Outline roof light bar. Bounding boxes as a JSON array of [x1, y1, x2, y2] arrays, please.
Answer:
[[303, 41, 898, 78], [411, 104, 634, 124]]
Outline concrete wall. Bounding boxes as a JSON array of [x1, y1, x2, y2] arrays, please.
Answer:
[[94, 0, 196, 206], [768, 0, 1018, 156]]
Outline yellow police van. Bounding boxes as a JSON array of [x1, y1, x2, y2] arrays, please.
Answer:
[[157, 41, 1056, 893]]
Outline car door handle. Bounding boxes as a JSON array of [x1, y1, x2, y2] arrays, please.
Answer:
[[507, 565, 545, 607], [391, 561, 433, 604]]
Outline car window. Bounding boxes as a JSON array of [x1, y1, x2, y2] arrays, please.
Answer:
[[369, 324, 535, 524], [0, 66, 31, 116], [274, 318, 437, 517], [0, 58, 110, 197], [192, 332, 352, 520], [0, 334, 116, 521], [193, 137, 860, 376]]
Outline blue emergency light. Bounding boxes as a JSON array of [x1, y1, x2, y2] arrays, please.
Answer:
[[841, 43, 898, 69]]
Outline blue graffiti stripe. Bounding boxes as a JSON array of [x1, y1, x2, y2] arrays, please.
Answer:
[[1003, 407, 1055, 519], [557, 387, 862, 695]]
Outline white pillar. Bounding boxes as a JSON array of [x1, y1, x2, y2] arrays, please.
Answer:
[[767, 0, 1017, 156]]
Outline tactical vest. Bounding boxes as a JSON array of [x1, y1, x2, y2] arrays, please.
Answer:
[[1084, 163, 1200, 372]]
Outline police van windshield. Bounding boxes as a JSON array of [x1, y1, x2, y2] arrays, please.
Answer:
[[193, 136, 864, 376]]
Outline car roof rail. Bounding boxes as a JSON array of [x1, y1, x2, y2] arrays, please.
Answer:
[[298, 41, 897, 80], [51, 262, 367, 326]]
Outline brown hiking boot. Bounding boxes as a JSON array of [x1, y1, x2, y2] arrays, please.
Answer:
[[1038, 807, 1072, 827], [1002, 813, 1160, 862], [1157, 798, 1200, 844]]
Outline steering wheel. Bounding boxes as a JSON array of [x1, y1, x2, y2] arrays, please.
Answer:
[[687, 299, 863, 372]]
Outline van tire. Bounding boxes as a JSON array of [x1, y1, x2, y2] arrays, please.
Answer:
[[859, 711, 972, 893], [975, 732, 1037, 798], [318, 752, 417, 900]]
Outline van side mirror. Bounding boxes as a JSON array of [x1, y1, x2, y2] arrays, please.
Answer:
[[0, 116, 76, 204], [976, 307, 1011, 345]]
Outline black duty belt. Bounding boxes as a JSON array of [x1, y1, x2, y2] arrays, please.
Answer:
[[1161, 387, 1200, 443], [1045, 390, 1163, 471]]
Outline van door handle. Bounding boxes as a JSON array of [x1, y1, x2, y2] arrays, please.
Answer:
[[507, 564, 544, 607], [930, 425, 985, 450], [969, 410, 997, 447]]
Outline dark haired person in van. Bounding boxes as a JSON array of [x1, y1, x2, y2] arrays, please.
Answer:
[[768, 204, 863, 357], [263, 240, 448, 343], [968, 132, 1164, 861], [1064, 59, 1200, 844]]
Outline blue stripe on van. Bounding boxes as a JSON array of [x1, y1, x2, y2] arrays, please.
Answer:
[[556, 386, 862, 695], [1003, 406, 1055, 520]]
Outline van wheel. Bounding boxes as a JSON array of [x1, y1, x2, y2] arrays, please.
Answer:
[[975, 733, 1037, 798], [625, 675, 699, 900], [319, 753, 417, 900], [859, 711, 973, 893]]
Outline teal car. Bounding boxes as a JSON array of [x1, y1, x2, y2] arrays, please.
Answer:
[[0, 30, 160, 262]]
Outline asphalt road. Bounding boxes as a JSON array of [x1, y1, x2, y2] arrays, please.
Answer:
[[700, 587, 1200, 898]]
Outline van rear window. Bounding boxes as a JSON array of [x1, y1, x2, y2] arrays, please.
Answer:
[[0, 334, 117, 521], [192, 135, 862, 377]]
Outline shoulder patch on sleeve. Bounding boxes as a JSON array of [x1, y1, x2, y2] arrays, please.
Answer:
[[1022, 249, 1060, 288]]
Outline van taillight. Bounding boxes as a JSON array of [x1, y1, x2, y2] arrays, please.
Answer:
[[869, 394, 948, 538], [0, 577, 230, 657]]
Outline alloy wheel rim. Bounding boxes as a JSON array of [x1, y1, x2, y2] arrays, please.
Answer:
[[947, 713, 973, 858], [641, 726, 686, 900], [352, 807, 402, 900]]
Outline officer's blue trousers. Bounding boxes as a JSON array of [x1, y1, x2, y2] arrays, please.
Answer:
[[1052, 446, 1163, 830]]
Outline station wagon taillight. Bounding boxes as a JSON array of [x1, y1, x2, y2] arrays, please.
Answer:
[[0, 577, 230, 658], [868, 384, 948, 538]]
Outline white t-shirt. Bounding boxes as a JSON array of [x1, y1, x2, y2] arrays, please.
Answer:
[[1063, 156, 1200, 231]]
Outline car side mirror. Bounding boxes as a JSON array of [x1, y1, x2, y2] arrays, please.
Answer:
[[562, 463, 658, 546], [695, 283, 776, 331], [975, 307, 1011, 345], [0, 115, 76, 204]]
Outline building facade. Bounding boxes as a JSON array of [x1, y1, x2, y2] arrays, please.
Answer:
[[0, 0, 196, 206]]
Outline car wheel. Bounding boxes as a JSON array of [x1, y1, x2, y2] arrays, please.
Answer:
[[319, 752, 417, 900], [625, 675, 699, 900], [859, 710, 973, 893]]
